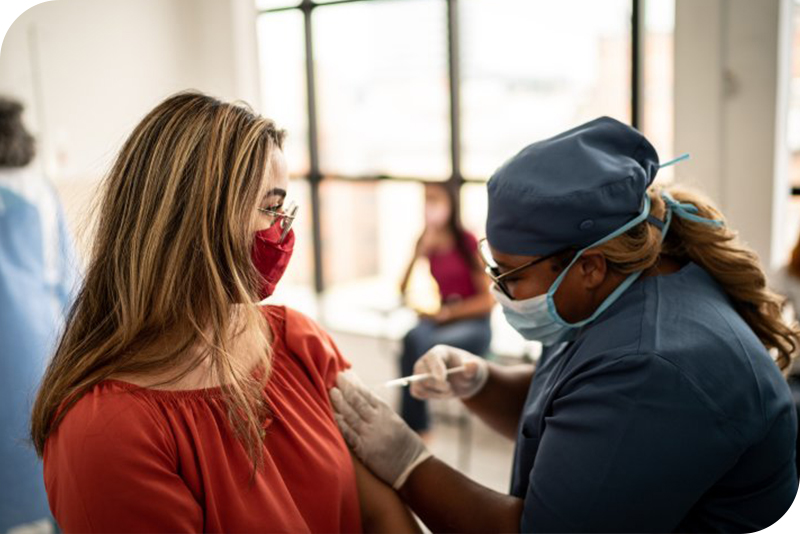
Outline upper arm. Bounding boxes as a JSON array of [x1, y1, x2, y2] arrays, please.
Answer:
[[522, 355, 737, 532], [47, 402, 202, 533], [351, 454, 421, 534]]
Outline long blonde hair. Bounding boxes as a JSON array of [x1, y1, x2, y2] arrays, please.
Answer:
[[31, 92, 286, 466], [593, 185, 798, 371]]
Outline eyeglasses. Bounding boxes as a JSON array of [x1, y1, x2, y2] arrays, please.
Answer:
[[478, 238, 567, 299], [258, 201, 298, 243]]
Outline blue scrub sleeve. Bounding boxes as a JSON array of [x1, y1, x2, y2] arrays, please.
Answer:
[[55, 201, 80, 312], [521, 353, 740, 532]]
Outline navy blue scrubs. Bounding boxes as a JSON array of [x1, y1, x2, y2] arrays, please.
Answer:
[[511, 262, 798, 532]]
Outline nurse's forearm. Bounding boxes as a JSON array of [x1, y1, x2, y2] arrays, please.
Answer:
[[351, 455, 422, 533], [463, 363, 534, 440], [399, 457, 523, 533]]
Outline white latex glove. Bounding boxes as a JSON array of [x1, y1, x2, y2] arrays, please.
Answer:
[[329, 371, 432, 489], [410, 344, 489, 400]]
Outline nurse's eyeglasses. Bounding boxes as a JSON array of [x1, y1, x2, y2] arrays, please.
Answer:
[[478, 238, 565, 299], [258, 201, 298, 244]]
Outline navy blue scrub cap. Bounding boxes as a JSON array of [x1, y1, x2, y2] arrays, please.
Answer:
[[486, 116, 660, 257]]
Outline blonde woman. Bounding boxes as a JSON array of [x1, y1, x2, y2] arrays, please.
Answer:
[[331, 117, 799, 532], [30, 92, 419, 533]]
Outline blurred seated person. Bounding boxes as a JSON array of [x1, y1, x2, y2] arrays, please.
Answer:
[[0, 96, 79, 533], [398, 183, 494, 437]]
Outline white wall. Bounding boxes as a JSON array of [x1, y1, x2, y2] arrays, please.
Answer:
[[0, 0, 260, 251], [0, 0, 260, 183], [674, 0, 793, 269]]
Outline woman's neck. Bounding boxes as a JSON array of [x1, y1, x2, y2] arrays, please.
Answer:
[[642, 255, 686, 278]]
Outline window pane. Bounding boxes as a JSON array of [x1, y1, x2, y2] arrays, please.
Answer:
[[257, 10, 309, 176], [460, 182, 488, 239], [643, 0, 675, 182], [790, 0, 800, 189], [460, 0, 632, 180], [780, 1, 800, 263], [313, 0, 450, 179], [320, 180, 424, 285], [318, 180, 428, 335], [785, 195, 800, 261]]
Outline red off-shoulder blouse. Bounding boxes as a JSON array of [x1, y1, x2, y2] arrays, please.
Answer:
[[43, 306, 361, 533]]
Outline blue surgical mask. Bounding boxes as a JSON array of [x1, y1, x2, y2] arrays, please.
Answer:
[[491, 285, 577, 346], [493, 195, 653, 346]]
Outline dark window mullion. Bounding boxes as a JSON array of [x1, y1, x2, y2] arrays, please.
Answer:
[[301, 0, 325, 294], [631, 0, 641, 128], [447, 0, 465, 222], [447, 0, 462, 187]]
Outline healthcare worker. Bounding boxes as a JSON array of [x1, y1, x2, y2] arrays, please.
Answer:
[[331, 117, 799, 533], [0, 97, 78, 532]]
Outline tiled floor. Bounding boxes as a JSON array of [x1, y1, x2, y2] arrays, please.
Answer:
[[328, 329, 517, 495]]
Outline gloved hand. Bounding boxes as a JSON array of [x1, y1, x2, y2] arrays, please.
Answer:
[[410, 344, 489, 400], [330, 371, 432, 489]]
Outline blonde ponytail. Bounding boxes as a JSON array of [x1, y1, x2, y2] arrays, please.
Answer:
[[597, 186, 798, 371]]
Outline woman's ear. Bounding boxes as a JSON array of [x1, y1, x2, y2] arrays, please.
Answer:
[[578, 250, 607, 290]]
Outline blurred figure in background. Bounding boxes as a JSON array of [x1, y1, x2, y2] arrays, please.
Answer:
[[0, 97, 79, 532], [398, 183, 493, 437]]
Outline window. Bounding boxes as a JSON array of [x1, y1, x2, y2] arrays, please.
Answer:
[[318, 180, 427, 337], [460, 0, 633, 180], [256, 0, 654, 348], [782, 0, 800, 263], [641, 0, 675, 182], [256, 9, 309, 175], [313, 0, 450, 178], [790, 0, 800, 191]]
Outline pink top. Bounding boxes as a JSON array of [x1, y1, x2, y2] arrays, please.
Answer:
[[43, 306, 361, 533], [427, 231, 479, 303]]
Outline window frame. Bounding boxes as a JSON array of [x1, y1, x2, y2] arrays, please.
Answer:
[[257, 0, 644, 294]]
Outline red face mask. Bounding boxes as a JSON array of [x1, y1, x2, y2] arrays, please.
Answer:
[[251, 224, 295, 300]]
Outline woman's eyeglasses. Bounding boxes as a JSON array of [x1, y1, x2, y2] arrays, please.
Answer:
[[258, 201, 298, 243], [478, 238, 566, 299]]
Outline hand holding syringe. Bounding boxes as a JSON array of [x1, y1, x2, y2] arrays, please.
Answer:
[[382, 366, 466, 388]]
